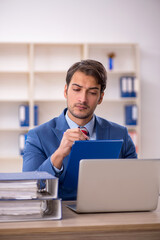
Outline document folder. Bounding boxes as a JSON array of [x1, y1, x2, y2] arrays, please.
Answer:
[[63, 140, 123, 190], [0, 172, 62, 222], [0, 198, 62, 222], [125, 105, 138, 125], [0, 171, 58, 199]]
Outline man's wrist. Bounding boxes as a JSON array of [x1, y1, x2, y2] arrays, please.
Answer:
[[50, 148, 64, 170], [50, 159, 64, 173]]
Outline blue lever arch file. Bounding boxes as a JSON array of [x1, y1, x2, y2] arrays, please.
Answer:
[[19, 105, 29, 127], [120, 76, 137, 98], [125, 105, 138, 125], [19, 105, 38, 127], [0, 171, 58, 199], [63, 139, 123, 191], [0, 172, 62, 222]]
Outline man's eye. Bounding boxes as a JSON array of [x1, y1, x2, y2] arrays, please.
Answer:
[[89, 91, 97, 95], [73, 88, 80, 91]]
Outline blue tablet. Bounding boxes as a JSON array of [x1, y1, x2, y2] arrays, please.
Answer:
[[63, 139, 123, 190]]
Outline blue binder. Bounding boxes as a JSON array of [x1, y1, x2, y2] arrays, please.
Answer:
[[120, 77, 128, 97], [0, 172, 61, 221], [125, 105, 138, 125], [0, 171, 58, 195], [63, 139, 123, 190], [19, 105, 38, 127], [34, 105, 38, 126], [131, 77, 137, 97], [120, 76, 137, 98], [19, 105, 29, 127]]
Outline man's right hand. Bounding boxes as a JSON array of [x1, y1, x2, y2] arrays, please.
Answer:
[[50, 128, 89, 170]]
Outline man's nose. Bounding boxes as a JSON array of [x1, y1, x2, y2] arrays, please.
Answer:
[[79, 91, 87, 103]]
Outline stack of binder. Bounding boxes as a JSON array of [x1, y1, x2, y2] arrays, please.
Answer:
[[19, 104, 38, 127], [125, 104, 138, 125], [0, 171, 62, 222], [120, 76, 137, 98], [18, 104, 38, 155]]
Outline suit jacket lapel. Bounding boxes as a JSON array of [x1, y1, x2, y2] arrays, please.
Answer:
[[51, 109, 69, 142], [95, 116, 110, 140], [51, 110, 111, 141]]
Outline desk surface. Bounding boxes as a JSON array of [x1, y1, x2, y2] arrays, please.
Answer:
[[1, 199, 160, 240]]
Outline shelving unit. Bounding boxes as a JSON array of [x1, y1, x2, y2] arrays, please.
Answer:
[[0, 43, 141, 172]]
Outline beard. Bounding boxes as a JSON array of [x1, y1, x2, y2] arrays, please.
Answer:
[[67, 103, 94, 120]]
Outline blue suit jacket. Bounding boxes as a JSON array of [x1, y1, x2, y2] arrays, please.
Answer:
[[23, 108, 137, 200]]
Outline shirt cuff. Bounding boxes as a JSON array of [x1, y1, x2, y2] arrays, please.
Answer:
[[50, 157, 64, 174], [53, 164, 64, 173]]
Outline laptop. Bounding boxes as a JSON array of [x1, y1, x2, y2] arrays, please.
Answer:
[[63, 140, 123, 190], [67, 159, 160, 213]]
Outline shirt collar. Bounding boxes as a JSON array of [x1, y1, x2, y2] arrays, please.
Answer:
[[65, 110, 95, 138]]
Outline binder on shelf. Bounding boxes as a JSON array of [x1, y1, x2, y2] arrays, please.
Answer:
[[131, 77, 137, 97], [125, 105, 138, 125], [19, 133, 27, 155], [120, 77, 128, 97], [0, 171, 62, 222], [19, 105, 39, 127], [128, 77, 132, 96], [120, 76, 137, 98], [34, 105, 38, 126], [19, 105, 29, 127]]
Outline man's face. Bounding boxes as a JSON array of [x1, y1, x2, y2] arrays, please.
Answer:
[[64, 71, 104, 125]]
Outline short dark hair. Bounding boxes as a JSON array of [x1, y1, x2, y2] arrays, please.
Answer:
[[66, 59, 107, 93]]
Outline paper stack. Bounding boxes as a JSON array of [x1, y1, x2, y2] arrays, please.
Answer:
[[0, 171, 62, 222]]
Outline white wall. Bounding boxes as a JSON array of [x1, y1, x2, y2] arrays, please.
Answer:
[[0, 0, 160, 158]]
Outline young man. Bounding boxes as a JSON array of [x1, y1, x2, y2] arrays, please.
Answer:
[[23, 59, 137, 200]]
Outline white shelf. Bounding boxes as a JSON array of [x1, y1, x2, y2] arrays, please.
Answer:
[[0, 42, 141, 172], [34, 70, 67, 74], [126, 125, 138, 130], [0, 70, 29, 74], [34, 44, 84, 72], [103, 97, 138, 103], [0, 99, 29, 102], [34, 98, 65, 102], [0, 43, 30, 72], [0, 127, 29, 132], [0, 156, 22, 173], [107, 70, 136, 75]]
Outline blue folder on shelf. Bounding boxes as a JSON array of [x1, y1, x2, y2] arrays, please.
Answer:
[[125, 105, 138, 125], [19, 105, 29, 127], [63, 139, 123, 190]]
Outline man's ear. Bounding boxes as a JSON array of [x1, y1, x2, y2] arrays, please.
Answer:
[[64, 84, 67, 99], [98, 92, 104, 105]]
